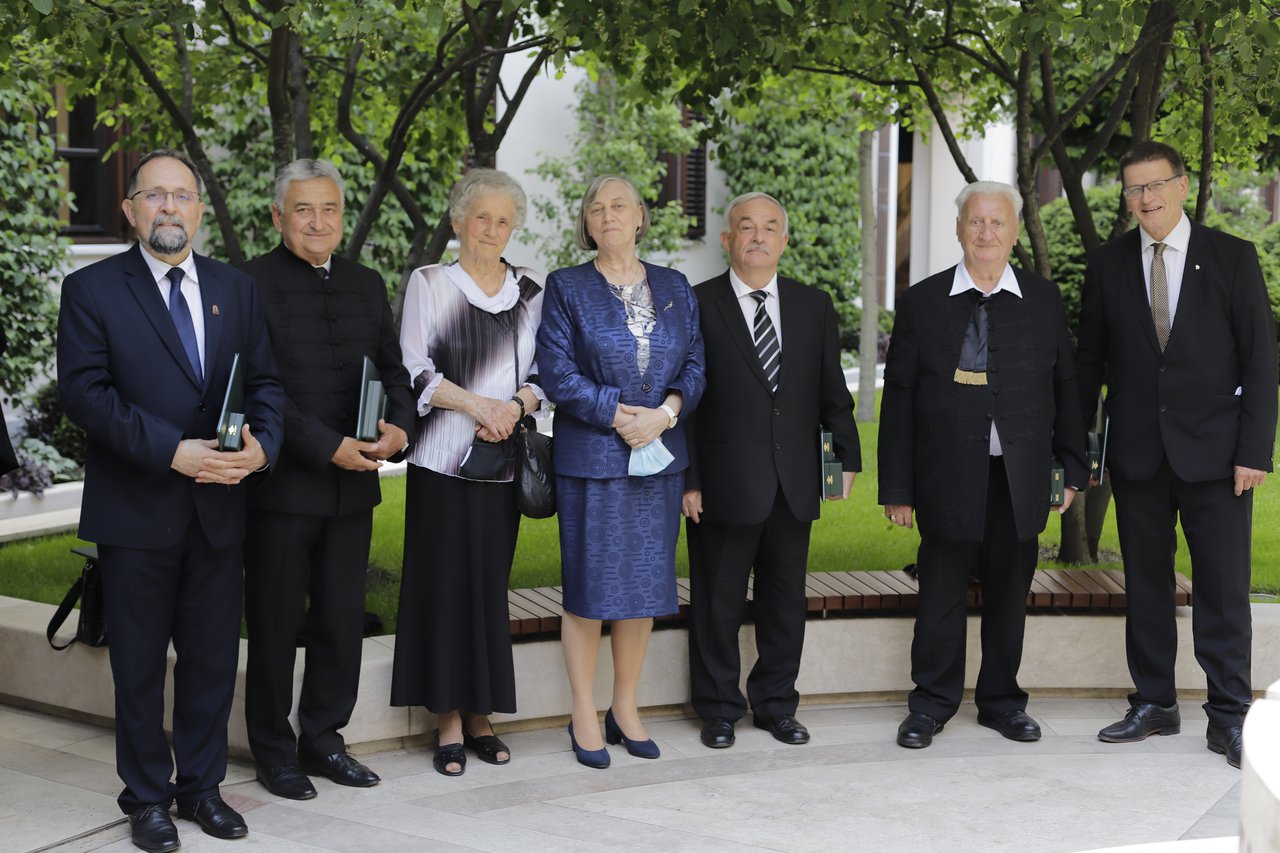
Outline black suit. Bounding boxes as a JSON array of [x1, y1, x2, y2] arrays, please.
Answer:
[[685, 272, 860, 721], [57, 243, 284, 814], [1077, 221, 1277, 727], [879, 265, 1086, 721], [238, 244, 414, 767]]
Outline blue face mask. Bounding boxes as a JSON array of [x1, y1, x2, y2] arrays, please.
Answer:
[[628, 436, 675, 477]]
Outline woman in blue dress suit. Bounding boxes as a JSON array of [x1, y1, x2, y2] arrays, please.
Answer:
[[536, 175, 706, 768]]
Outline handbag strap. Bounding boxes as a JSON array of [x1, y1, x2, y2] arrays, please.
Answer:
[[46, 575, 85, 650]]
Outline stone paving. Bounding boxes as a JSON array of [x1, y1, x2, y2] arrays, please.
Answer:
[[0, 697, 1240, 852]]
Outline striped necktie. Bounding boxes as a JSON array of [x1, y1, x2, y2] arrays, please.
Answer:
[[1149, 242, 1170, 351], [750, 290, 780, 393], [165, 267, 203, 384]]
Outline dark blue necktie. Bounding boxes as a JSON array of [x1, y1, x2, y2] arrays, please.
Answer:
[[165, 267, 203, 384]]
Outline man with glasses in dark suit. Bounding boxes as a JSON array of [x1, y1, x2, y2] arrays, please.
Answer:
[[1077, 141, 1278, 768], [58, 148, 284, 852]]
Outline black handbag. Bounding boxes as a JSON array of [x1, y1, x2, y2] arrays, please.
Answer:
[[515, 416, 555, 518], [458, 435, 514, 480], [47, 547, 108, 649]]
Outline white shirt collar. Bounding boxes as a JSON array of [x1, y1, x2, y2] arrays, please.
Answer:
[[1139, 211, 1191, 255], [950, 262, 1021, 299], [445, 261, 519, 312], [728, 267, 780, 300], [140, 245, 199, 286]]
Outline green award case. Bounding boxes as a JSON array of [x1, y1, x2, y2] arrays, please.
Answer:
[[356, 356, 387, 442], [216, 352, 245, 451], [820, 430, 843, 500]]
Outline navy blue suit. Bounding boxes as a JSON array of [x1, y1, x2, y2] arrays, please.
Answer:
[[58, 243, 284, 813]]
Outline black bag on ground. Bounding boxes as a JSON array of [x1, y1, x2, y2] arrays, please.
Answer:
[[47, 548, 107, 649], [515, 416, 555, 518]]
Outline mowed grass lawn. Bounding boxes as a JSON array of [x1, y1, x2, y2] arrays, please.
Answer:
[[4, 392, 1280, 635]]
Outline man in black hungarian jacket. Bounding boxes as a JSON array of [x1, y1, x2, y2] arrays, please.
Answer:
[[239, 159, 414, 799], [879, 181, 1087, 749]]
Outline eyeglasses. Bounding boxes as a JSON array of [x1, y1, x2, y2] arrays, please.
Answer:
[[127, 188, 201, 207], [1121, 175, 1183, 200]]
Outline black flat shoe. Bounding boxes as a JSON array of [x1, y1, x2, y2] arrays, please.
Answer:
[[433, 730, 466, 776], [752, 713, 810, 744], [176, 794, 248, 840], [129, 804, 179, 853], [299, 751, 380, 787], [977, 709, 1041, 742], [463, 725, 511, 766], [1097, 702, 1181, 743], [256, 764, 317, 800], [1207, 723, 1243, 768], [897, 711, 944, 749], [700, 718, 736, 749]]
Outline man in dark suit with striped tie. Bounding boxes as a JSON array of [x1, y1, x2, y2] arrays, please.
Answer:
[[58, 148, 284, 851], [683, 192, 861, 749], [1077, 141, 1278, 768]]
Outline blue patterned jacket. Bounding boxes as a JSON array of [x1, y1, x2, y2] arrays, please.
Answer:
[[537, 260, 706, 479]]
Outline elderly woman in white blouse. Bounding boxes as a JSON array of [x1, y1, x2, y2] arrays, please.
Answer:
[[390, 169, 544, 777]]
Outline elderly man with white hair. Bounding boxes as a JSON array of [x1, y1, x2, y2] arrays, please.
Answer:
[[879, 180, 1087, 749]]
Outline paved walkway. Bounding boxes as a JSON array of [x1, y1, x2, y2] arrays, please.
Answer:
[[1, 697, 1240, 852]]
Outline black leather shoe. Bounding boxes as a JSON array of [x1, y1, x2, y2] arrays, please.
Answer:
[[752, 713, 810, 744], [299, 751, 380, 787], [700, 718, 736, 749], [176, 794, 247, 840], [977, 709, 1042, 742], [256, 764, 317, 800], [129, 804, 179, 853], [897, 711, 944, 749], [1207, 723, 1243, 769], [1097, 702, 1181, 743]]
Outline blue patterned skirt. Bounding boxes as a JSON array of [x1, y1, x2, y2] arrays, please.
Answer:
[[556, 472, 682, 620]]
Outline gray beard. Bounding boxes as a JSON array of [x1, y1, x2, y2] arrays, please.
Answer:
[[148, 223, 189, 256]]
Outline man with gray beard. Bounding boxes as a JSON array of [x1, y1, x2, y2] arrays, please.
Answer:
[[57, 148, 284, 852]]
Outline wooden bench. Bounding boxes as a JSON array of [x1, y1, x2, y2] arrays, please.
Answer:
[[506, 569, 1194, 638]]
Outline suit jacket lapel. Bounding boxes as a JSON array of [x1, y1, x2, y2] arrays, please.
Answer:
[[195, 254, 222, 388], [122, 244, 204, 389], [1123, 230, 1163, 354], [711, 273, 774, 394], [776, 277, 803, 393], [1165, 225, 1208, 353]]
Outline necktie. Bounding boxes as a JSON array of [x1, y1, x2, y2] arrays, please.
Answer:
[[750, 290, 780, 393], [1150, 242, 1170, 351], [313, 266, 329, 280], [165, 267, 203, 384]]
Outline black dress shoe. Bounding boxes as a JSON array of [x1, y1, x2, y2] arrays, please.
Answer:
[[1097, 702, 1181, 743], [752, 713, 810, 744], [176, 794, 248, 840], [897, 711, 944, 749], [977, 709, 1042, 742], [299, 751, 380, 787], [1207, 723, 1243, 769], [257, 764, 317, 800], [129, 804, 179, 853], [700, 718, 736, 749]]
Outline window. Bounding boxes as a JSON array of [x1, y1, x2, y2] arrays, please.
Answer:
[[52, 90, 131, 242], [656, 107, 707, 240]]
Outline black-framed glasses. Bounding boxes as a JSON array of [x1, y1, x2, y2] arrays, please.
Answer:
[[127, 188, 201, 207], [1121, 175, 1183, 200]]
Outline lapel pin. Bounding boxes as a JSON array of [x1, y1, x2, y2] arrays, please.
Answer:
[[211, 304, 220, 316], [1195, 264, 1201, 271], [663, 301, 673, 312]]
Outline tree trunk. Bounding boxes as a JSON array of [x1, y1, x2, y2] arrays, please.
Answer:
[[856, 126, 878, 423], [1195, 18, 1215, 223]]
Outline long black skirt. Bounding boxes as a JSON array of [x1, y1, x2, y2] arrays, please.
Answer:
[[390, 464, 519, 714]]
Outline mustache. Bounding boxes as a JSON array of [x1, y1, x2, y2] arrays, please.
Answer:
[[147, 214, 190, 254]]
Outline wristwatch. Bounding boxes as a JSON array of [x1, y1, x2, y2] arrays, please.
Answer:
[[659, 403, 678, 429]]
